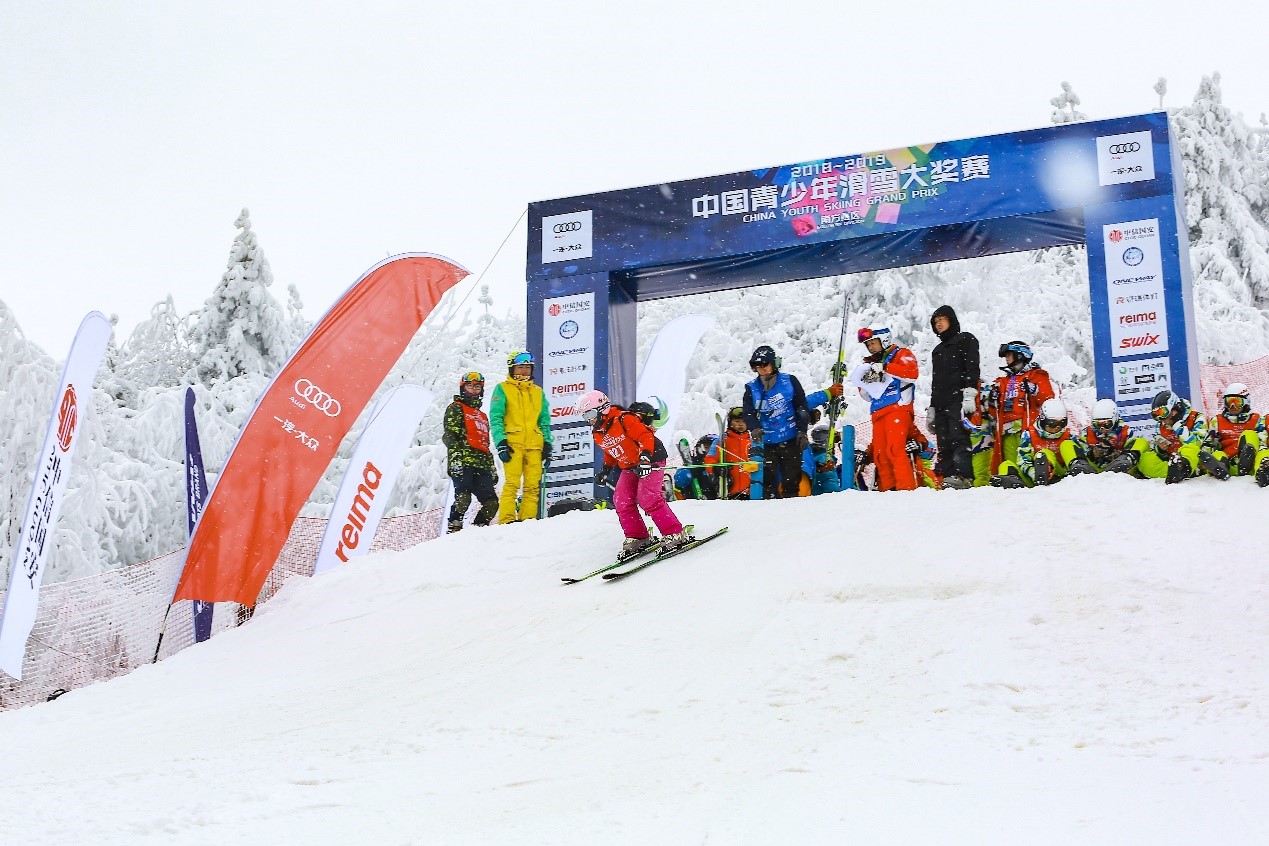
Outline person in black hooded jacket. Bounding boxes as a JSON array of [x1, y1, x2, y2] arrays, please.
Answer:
[[929, 305, 980, 487]]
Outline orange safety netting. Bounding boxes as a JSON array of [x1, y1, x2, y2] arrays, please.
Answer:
[[0, 509, 445, 711]]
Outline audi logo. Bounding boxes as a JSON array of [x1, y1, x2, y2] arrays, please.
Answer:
[[294, 378, 342, 416], [553, 221, 583, 233], [1108, 142, 1141, 154]]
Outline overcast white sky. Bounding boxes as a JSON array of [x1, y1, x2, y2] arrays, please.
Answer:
[[3, 1, 1266, 354]]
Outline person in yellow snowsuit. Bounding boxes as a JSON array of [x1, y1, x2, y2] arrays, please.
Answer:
[[490, 351, 554, 523], [1206, 382, 1269, 485]]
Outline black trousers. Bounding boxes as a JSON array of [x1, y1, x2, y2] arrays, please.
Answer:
[[449, 466, 498, 526], [765, 438, 803, 499], [930, 405, 973, 479]]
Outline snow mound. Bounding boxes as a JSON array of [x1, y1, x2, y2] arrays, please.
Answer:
[[3, 479, 1268, 844]]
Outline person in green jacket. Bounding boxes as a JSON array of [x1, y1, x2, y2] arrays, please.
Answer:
[[442, 371, 499, 532], [490, 351, 554, 523]]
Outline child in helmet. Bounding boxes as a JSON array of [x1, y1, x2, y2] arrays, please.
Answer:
[[704, 407, 755, 499], [1130, 390, 1227, 484], [991, 397, 1073, 487], [490, 351, 554, 522], [1069, 398, 1141, 475], [675, 435, 719, 500], [985, 341, 1055, 474], [442, 372, 499, 531], [1206, 383, 1269, 484], [805, 424, 843, 495], [575, 389, 692, 557], [960, 380, 995, 487]]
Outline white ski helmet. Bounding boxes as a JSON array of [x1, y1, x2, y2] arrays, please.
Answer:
[[1091, 398, 1120, 430], [1223, 383, 1252, 422], [574, 389, 610, 425], [1037, 398, 1068, 437]]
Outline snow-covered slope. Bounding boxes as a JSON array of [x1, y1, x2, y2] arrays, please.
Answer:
[[3, 479, 1267, 845]]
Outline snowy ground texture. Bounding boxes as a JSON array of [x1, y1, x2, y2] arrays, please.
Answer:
[[3, 476, 1269, 845]]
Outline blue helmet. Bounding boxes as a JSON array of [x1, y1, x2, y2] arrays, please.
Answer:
[[998, 341, 1033, 374]]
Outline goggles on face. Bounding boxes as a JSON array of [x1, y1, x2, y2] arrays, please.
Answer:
[[1150, 404, 1173, 422], [1091, 417, 1115, 431], [461, 372, 484, 384], [581, 407, 601, 425], [1225, 395, 1249, 412], [511, 353, 534, 366]]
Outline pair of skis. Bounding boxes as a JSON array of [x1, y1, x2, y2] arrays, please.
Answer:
[[560, 526, 729, 584]]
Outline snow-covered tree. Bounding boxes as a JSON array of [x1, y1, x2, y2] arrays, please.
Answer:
[[1050, 81, 1087, 124], [112, 296, 195, 407], [187, 208, 295, 386], [1170, 73, 1269, 362]]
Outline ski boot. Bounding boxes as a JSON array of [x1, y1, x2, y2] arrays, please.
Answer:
[[618, 535, 659, 562], [989, 467, 1026, 489], [1104, 452, 1136, 474], [942, 475, 973, 490], [659, 529, 696, 553], [1033, 453, 1055, 486], [1067, 458, 1096, 477], [447, 518, 464, 533], [1237, 441, 1257, 476], [1165, 455, 1190, 485], [1257, 458, 1269, 488], [1198, 449, 1230, 481]]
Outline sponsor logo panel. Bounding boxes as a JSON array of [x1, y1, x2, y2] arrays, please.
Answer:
[[541, 211, 593, 264], [1103, 219, 1169, 357], [1096, 130, 1155, 186], [1113, 357, 1172, 407]]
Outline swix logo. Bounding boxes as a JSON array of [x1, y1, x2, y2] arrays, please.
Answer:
[[1119, 333, 1160, 350], [549, 304, 561, 317], [1118, 311, 1157, 325], [56, 386, 78, 451], [551, 405, 576, 418], [1109, 230, 1123, 243], [551, 383, 587, 396], [335, 462, 382, 562]]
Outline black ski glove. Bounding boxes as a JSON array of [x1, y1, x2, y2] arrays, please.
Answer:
[[905, 438, 922, 455], [496, 440, 512, 463], [635, 452, 653, 478], [542, 442, 552, 467], [796, 433, 809, 452], [853, 449, 868, 467]]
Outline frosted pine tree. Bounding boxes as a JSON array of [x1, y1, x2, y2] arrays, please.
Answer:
[[1050, 81, 1087, 124], [113, 296, 196, 404], [1170, 73, 1269, 362], [187, 208, 295, 386]]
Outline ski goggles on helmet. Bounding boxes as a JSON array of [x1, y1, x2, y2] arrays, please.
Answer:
[[461, 371, 484, 384], [1039, 417, 1067, 437], [1224, 395, 1250, 413], [857, 327, 890, 345], [1091, 416, 1115, 432], [510, 352, 534, 366], [1150, 401, 1177, 422]]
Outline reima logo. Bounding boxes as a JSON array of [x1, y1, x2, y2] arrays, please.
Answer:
[[335, 461, 382, 562], [1119, 333, 1161, 350], [1119, 311, 1157, 325], [551, 382, 587, 396]]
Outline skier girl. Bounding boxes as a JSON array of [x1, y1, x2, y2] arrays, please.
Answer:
[[855, 327, 920, 491], [441, 371, 499, 532], [574, 390, 693, 558]]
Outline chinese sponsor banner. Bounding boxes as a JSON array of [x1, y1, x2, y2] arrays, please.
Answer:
[[1104, 219, 1169, 357], [542, 292, 596, 503], [529, 113, 1173, 276], [313, 385, 434, 574], [634, 313, 714, 439], [174, 254, 467, 606], [183, 387, 214, 643], [0, 312, 112, 680], [1114, 357, 1173, 412]]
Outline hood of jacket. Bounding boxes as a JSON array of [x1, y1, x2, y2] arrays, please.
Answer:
[[931, 304, 961, 340]]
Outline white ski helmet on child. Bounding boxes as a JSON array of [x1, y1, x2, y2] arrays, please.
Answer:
[[1091, 398, 1119, 430], [574, 389, 610, 425], [1223, 383, 1252, 422], [1037, 398, 1068, 437]]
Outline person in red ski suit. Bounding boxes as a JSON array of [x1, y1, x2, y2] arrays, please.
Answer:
[[855, 327, 920, 491], [575, 390, 692, 558]]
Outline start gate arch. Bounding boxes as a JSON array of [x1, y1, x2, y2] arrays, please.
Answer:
[[526, 113, 1196, 505]]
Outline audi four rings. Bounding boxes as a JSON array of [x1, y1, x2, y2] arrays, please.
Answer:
[[553, 221, 583, 233], [294, 379, 342, 416], [1108, 142, 1141, 154]]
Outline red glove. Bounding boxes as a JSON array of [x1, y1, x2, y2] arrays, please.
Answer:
[[826, 383, 844, 398]]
